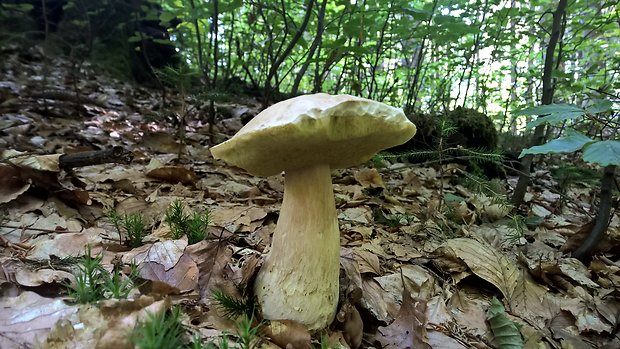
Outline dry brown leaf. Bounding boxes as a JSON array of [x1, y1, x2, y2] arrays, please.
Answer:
[[0, 291, 77, 348], [448, 291, 489, 338], [187, 240, 237, 301], [0, 164, 31, 204], [97, 298, 170, 349], [2, 150, 62, 171], [354, 248, 381, 275], [28, 231, 104, 260], [354, 168, 385, 188], [265, 319, 311, 349], [427, 330, 468, 349], [426, 296, 452, 326], [147, 165, 197, 185], [561, 295, 612, 333], [557, 258, 599, 288], [139, 252, 198, 293], [338, 207, 372, 224], [376, 282, 431, 349], [14, 268, 74, 287], [340, 302, 363, 349], [441, 238, 519, 302], [361, 277, 392, 322], [141, 132, 182, 153]]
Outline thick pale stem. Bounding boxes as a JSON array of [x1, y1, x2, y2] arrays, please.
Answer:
[[254, 164, 340, 331]]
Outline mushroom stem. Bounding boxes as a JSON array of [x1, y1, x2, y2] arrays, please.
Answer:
[[254, 164, 340, 331]]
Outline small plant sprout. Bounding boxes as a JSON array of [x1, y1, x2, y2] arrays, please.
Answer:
[[234, 316, 261, 349], [108, 210, 147, 247], [211, 289, 254, 320], [67, 246, 105, 304], [67, 246, 140, 303], [165, 200, 210, 244], [104, 260, 140, 299], [132, 306, 185, 349]]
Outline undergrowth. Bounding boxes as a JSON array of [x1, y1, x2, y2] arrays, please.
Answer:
[[108, 210, 147, 247], [67, 246, 139, 303], [165, 200, 210, 244]]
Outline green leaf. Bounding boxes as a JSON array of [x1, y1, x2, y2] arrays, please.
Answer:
[[585, 100, 614, 114], [513, 103, 583, 116], [514, 104, 585, 128], [220, 0, 243, 12], [519, 129, 593, 158], [487, 298, 524, 349], [159, 11, 176, 24], [398, 6, 431, 21], [582, 140, 620, 166], [444, 193, 465, 203]]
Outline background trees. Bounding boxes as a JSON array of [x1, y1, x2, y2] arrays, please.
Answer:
[[3, 0, 618, 117]]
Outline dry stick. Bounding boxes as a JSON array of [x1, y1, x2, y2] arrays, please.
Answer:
[[59, 146, 134, 170]]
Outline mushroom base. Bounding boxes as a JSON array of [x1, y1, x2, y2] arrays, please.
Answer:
[[254, 164, 340, 331]]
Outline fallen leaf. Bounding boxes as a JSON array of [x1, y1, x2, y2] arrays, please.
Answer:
[[265, 319, 311, 349], [354, 168, 385, 188], [0, 291, 77, 348], [376, 281, 431, 349], [441, 238, 519, 303]]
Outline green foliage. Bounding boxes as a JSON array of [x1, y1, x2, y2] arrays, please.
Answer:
[[551, 164, 601, 189], [109, 210, 147, 248], [487, 298, 524, 349], [4, 0, 619, 118], [104, 260, 140, 299], [385, 108, 503, 178], [133, 306, 185, 349], [461, 173, 506, 205], [165, 200, 210, 244], [503, 214, 527, 243], [233, 316, 261, 349], [156, 65, 199, 92], [517, 101, 619, 167], [67, 246, 139, 303], [211, 289, 254, 320]]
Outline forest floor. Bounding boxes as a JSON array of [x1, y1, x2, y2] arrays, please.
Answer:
[[1, 43, 619, 349]]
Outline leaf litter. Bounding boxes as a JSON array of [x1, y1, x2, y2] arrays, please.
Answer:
[[0, 44, 619, 349]]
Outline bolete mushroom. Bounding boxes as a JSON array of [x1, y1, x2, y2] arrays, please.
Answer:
[[210, 93, 416, 330]]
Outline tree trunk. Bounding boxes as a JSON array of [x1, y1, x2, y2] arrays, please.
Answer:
[[573, 165, 616, 260], [211, 0, 219, 87], [189, 0, 206, 82], [264, 0, 314, 105], [511, 0, 568, 207], [291, 0, 327, 96]]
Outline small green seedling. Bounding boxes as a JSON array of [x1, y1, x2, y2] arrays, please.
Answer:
[[67, 246, 105, 303], [108, 210, 147, 247], [165, 200, 210, 244], [67, 246, 139, 303], [211, 289, 254, 320], [132, 306, 185, 349]]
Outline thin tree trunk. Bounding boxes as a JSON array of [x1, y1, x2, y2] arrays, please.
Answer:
[[224, 11, 235, 82], [211, 0, 219, 87], [291, 0, 327, 96], [367, 9, 392, 99], [511, 0, 568, 207], [264, 0, 314, 104], [406, 0, 438, 113], [189, 0, 206, 82], [573, 165, 617, 260]]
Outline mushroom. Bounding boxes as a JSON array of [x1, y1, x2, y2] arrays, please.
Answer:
[[210, 93, 416, 330]]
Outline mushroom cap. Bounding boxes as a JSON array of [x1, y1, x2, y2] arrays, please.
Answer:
[[211, 93, 416, 177]]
